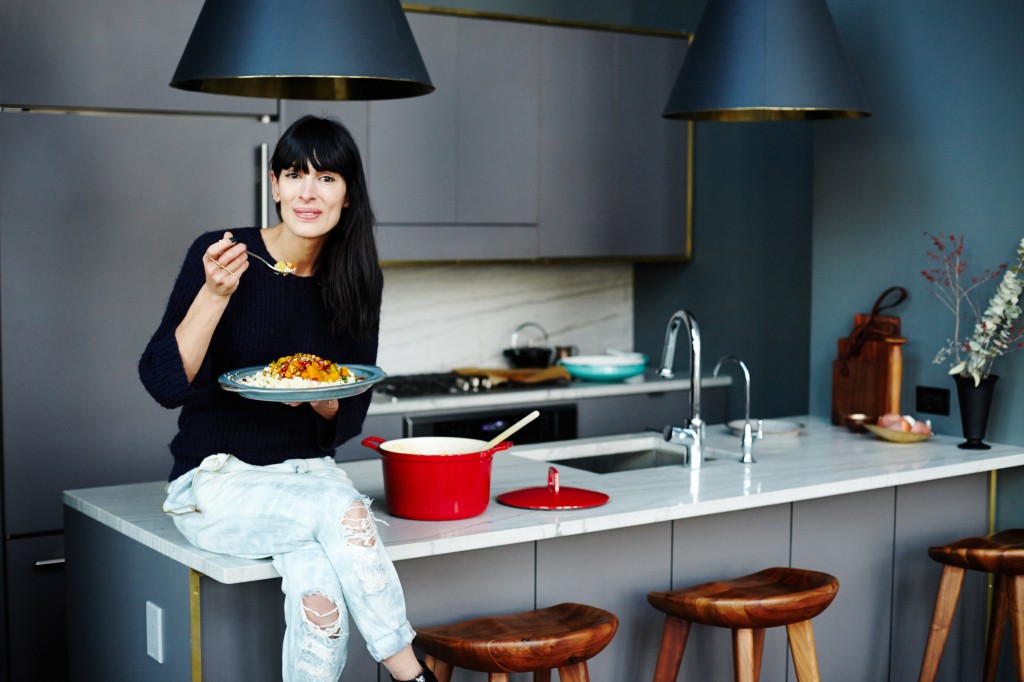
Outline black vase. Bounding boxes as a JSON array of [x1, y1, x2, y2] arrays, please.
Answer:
[[954, 374, 998, 450]]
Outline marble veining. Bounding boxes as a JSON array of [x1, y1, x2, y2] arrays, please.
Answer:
[[377, 264, 633, 374], [64, 416, 1024, 585]]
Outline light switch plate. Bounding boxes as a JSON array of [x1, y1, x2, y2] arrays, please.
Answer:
[[146, 601, 164, 663]]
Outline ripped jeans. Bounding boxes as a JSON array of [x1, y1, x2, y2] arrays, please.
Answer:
[[164, 454, 416, 681]]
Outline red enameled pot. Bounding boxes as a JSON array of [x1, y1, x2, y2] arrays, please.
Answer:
[[361, 436, 513, 521]]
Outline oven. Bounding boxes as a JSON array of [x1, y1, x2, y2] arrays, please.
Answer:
[[404, 404, 577, 444]]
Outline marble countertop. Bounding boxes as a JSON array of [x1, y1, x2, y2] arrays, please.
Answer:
[[367, 372, 730, 415], [64, 416, 1024, 585]]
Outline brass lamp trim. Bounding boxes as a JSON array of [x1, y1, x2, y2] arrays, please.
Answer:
[[682, 107, 871, 122], [171, 75, 435, 102]]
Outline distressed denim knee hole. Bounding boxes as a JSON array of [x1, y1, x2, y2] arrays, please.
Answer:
[[341, 500, 377, 547], [340, 499, 391, 595]]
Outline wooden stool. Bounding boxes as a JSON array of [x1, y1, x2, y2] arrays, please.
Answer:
[[413, 602, 618, 682], [919, 529, 1024, 682], [647, 566, 839, 682]]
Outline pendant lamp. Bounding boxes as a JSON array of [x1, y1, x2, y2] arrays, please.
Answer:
[[664, 0, 869, 121], [170, 0, 434, 100]]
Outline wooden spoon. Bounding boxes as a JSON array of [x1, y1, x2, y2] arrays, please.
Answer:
[[487, 410, 540, 448]]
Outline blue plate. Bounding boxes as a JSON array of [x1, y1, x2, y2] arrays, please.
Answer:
[[558, 355, 647, 381], [218, 364, 386, 402]]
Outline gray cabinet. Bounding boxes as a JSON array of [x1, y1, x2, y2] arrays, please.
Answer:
[[5, 536, 67, 680], [538, 26, 689, 259], [282, 13, 690, 263], [369, 12, 541, 227], [576, 387, 725, 437], [0, 0, 275, 115], [1, 111, 276, 681], [369, 13, 542, 262], [0, 112, 277, 535]]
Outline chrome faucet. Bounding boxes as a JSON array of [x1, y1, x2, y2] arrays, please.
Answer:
[[712, 356, 762, 464], [659, 310, 705, 468]]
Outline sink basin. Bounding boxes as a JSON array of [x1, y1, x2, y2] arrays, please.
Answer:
[[550, 448, 687, 474], [511, 433, 704, 474]]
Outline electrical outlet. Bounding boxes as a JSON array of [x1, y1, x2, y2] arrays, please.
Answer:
[[916, 386, 951, 416], [146, 601, 164, 663]]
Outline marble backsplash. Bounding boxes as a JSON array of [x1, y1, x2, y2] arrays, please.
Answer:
[[377, 264, 634, 374]]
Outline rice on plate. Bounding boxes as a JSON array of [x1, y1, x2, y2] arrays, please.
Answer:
[[239, 353, 365, 389]]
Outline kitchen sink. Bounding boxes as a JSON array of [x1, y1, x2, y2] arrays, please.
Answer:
[[511, 432, 706, 474], [549, 448, 687, 474]]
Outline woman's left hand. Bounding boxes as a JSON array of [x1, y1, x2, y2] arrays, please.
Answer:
[[285, 399, 339, 420]]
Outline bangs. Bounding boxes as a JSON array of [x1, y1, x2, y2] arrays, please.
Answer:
[[271, 118, 356, 176]]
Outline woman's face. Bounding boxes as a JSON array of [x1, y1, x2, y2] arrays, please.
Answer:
[[271, 164, 349, 239]]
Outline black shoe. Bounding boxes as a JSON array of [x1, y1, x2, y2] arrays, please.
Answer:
[[391, 659, 438, 682]]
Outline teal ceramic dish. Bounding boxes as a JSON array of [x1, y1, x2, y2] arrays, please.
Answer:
[[558, 354, 648, 381], [218, 364, 386, 402]]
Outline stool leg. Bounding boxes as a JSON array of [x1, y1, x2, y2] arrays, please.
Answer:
[[752, 628, 766, 682], [918, 565, 966, 682], [424, 655, 454, 682], [533, 670, 552, 682], [983, 574, 1008, 682], [786, 619, 821, 682], [486, 674, 510, 682], [733, 628, 759, 682], [653, 615, 691, 682], [555, 662, 590, 682], [1007, 574, 1024, 682]]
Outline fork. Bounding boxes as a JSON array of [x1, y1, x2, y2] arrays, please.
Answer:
[[227, 237, 295, 275]]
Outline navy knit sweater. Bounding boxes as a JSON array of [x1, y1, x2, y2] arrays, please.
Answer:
[[139, 227, 379, 481]]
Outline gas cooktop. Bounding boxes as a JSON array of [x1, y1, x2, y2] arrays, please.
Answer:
[[374, 373, 493, 400], [373, 371, 568, 401]]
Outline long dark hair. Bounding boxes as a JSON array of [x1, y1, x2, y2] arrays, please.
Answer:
[[270, 115, 382, 339]]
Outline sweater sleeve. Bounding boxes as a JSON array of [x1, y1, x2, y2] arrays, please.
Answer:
[[138, 235, 213, 408]]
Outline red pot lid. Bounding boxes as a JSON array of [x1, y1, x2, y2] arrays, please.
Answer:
[[497, 467, 609, 510]]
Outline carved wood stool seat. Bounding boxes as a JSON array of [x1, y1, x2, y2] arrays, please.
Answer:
[[413, 602, 618, 682], [919, 528, 1024, 682], [647, 566, 839, 682]]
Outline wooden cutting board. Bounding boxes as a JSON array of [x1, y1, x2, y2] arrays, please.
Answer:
[[831, 312, 906, 425]]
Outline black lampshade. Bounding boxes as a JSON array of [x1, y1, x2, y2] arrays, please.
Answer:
[[170, 0, 434, 100], [664, 0, 870, 121]]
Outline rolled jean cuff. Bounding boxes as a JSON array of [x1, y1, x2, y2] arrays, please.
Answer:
[[368, 621, 417, 662]]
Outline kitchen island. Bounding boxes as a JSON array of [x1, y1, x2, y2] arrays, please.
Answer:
[[65, 417, 1024, 681]]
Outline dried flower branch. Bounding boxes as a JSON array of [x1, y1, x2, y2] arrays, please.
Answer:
[[922, 233, 1024, 385]]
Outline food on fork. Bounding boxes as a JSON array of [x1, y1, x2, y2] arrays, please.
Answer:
[[239, 353, 364, 389], [274, 260, 297, 275]]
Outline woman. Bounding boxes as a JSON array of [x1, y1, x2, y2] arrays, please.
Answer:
[[140, 116, 436, 682]]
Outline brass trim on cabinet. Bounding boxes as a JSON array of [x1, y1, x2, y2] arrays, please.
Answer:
[[190, 568, 203, 682]]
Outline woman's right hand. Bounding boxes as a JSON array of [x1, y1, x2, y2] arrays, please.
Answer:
[[203, 231, 249, 295]]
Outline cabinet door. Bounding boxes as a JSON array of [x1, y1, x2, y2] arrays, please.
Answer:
[[613, 33, 690, 258], [576, 387, 726, 438], [539, 28, 690, 259], [538, 27, 618, 258], [5, 535, 67, 681], [0, 0, 275, 114], [456, 18, 540, 226], [367, 14, 541, 262], [369, 13, 459, 225], [0, 112, 277, 535]]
